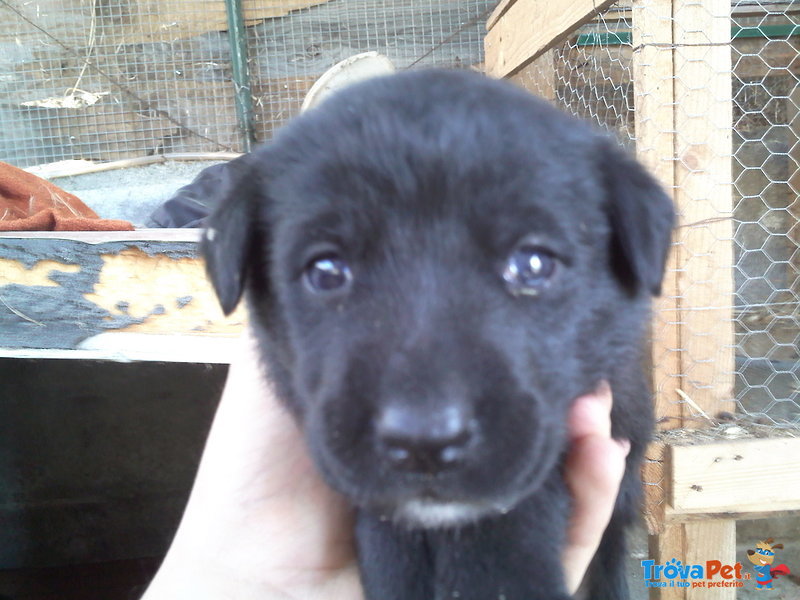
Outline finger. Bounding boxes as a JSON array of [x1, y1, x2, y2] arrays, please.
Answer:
[[568, 381, 612, 440], [562, 384, 631, 594]]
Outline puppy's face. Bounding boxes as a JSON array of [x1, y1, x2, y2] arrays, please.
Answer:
[[204, 70, 674, 528]]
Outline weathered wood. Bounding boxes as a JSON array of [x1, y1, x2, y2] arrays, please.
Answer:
[[24, 153, 241, 180], [648, 521, 738, 600], [667, 437, 800, 515], [627, 1, 737, 595], [0, 230, 202, 243], [0, 334, 240, 363], [683, 521, 737, 600], [484, 0, 617, 77], [672, 0, 735, 424], [0, 235, 243, 360], [485, 0, 515, 30], [643, 441, 668, 535], [631, 0, 683, 436]]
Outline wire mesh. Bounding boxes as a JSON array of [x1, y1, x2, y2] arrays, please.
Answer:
[[0, 0, 494, 167], [511, 0, 800, 434]]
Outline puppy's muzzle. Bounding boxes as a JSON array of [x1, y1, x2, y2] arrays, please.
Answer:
[[375, 403, 476, 474]]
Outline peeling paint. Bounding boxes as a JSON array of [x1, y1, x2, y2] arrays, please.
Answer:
[[0, 239, 200, 350], [0, 239, 198, 270]]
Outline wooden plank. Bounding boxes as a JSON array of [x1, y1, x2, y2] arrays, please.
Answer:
[[0, 229, 202, 243], [24, 153, 240, 180], [683, 521, 737, 600], [672, 0, 735, 422], [647, 525, 683, 600], [648, 521, 737, 600], [83, 247, 245, 336], [631, 0, 682, 434], [668, 438, 800, 515], [632, 2, 737, 596], [632, 0, 683, 542], [484, 0, 617, 78], [643, 441, 668, 535], [0, 237, 243, 358], [485, 0, 515, 31], [0, 334, 240, 363]]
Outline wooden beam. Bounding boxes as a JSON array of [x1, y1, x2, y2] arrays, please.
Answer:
[[648, 521, 737, 600], [672, 0, 736, 422], [630, 1, 737, 596], [0, 229, 203, 243], [632, 0, 683, 434], [643, 441, 669, 535], [485, 0, 515, 31], [484, 0, 617, 78], [0, 334, 240, 363], [667, 437, 800, 516]]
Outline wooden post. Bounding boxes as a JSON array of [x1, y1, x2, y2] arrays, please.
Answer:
[[633, 0, 737, 597], [632, 0, 682, 433], [788, 85, 800, 301]]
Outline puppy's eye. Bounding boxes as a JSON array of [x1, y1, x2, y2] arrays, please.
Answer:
[[305, 254, 352, 292], [502, 246, 557, 295]]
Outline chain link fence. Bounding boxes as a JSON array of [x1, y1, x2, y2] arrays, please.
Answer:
[[1, 0, 494, 167]]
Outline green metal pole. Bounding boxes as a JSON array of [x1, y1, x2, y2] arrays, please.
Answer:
[[225, 0, 256, 152]]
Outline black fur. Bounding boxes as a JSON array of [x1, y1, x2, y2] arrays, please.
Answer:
[[202, 69, 674, 600]]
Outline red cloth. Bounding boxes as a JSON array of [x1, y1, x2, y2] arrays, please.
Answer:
[[0, 161, 134, 231], [770, 564, 791, 578]]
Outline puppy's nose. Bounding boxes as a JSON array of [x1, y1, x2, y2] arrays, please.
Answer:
[[376, 404, 474, 473]]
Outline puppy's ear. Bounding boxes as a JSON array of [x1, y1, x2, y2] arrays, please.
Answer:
[[601, 141, 675, 296], [201, 154, 264, 315]]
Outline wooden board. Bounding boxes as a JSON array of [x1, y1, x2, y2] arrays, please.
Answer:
[[672, 0, 736, 422], [643, 441, 668, 535], [0, 231, 244, 362], [629, 1, 737, 596], [667, 437, 800, 516], [648, 521, 737, 600], [484, 0, 617, 77], [631, 0, 683, 434]]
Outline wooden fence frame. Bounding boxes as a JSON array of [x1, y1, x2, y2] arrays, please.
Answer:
[[486, 1, 800, 599]]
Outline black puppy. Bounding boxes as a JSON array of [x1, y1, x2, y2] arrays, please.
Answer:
[[203, 69, 674, 600]]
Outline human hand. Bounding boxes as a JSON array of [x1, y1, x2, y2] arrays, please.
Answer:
[[142, 330, 628, 599]]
